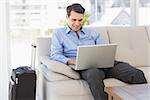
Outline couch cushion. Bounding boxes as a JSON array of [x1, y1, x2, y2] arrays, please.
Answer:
[[104, 78, 127, 87], [45, 80, 94, 100], [40, 64, 71, 81], [108, 26, 150, 67], [40, 56, 80, 79]]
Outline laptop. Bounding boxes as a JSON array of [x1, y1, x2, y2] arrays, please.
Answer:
[[70, 43, 117, 70]]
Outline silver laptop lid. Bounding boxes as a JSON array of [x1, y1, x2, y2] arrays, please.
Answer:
[[75, 43, 117, 70]]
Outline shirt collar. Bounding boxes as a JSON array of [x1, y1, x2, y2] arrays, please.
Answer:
[[65, 26, 71, 34], [65, 26, 86, 35]]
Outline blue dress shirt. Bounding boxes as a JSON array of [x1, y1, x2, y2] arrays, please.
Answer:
[[50, 26, 106, 64]]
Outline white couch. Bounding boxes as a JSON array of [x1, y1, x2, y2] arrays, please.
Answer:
[[36, 26, 150, 100]]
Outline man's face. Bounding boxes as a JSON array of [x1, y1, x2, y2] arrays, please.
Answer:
[[67, 11, 84, 32]]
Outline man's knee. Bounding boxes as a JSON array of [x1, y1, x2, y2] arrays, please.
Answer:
[[85, 68, 105, 82]]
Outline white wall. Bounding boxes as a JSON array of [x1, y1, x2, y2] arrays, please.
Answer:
[[0, 0, 10, 99]]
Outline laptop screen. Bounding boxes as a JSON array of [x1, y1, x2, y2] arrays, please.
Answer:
[[74, 43, 117, 70]]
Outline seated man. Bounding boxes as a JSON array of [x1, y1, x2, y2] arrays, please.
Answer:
[[50, 3, 147, 100]]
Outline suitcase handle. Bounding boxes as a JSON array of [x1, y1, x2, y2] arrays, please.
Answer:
[[31, 43, 37, 69]]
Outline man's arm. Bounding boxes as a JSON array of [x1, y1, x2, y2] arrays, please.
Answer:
[[50, 30, 69, 64]]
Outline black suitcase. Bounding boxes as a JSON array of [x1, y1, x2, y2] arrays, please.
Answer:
[[9, 66, 36, 100], [9, 44, 37, 100]]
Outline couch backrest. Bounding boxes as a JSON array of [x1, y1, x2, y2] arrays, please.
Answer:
[[89, 26, 109, 43], [146, 26, 150, 42], [36, 37, 51, 62], [107, 26, 150, 67], [36, 26, 150, 67]]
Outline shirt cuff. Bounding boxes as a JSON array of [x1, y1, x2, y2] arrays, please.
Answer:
[[61, 57, 69, 65]]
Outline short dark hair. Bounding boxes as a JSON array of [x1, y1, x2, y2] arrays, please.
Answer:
[[66, 3, 85, 16]]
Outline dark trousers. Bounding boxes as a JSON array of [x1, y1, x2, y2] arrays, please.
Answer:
[[77, 61, 147, 100]]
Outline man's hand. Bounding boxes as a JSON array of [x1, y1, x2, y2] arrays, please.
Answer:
[[67, 59, 76, 65]]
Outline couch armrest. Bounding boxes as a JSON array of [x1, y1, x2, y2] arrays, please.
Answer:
[[40, 56, 80, 79]]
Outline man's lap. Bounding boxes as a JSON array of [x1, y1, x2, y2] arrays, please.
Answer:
[[77, 61, 147, 84]]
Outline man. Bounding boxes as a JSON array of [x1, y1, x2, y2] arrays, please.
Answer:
[[50, 3, 147, 100]]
